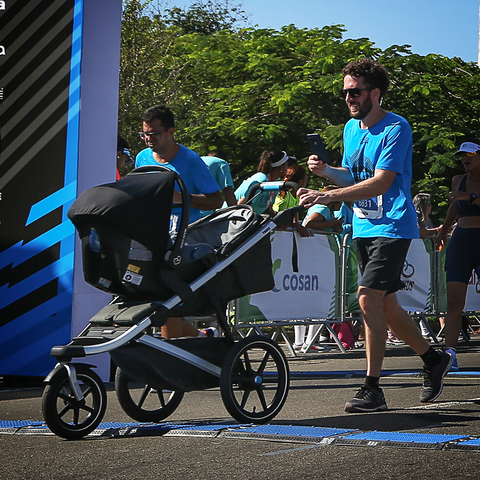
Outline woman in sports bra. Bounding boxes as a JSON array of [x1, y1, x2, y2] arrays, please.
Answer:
[[437, 139, 480, 371]]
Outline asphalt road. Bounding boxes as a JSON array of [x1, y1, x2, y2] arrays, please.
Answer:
[[2, 339, 480, 479]]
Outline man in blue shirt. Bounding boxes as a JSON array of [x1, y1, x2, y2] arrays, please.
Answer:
[[298, 59, 452, 412], [136, 105, 222, 225], [136, 105, 222, 339]]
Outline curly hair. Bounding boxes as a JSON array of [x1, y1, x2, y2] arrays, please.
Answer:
[[342, 59, 390, 98]]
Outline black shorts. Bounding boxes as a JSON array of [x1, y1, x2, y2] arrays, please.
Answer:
[[445, 227, 480, 284], [356, 237, 412, 295]]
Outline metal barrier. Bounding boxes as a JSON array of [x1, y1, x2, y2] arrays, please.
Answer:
[[234, 232, 480, 353], [234, 229, 347, 353]]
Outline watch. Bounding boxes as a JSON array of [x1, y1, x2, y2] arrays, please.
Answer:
[[469, 193, 478, 204]]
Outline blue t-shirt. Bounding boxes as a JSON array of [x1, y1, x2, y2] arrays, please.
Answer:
[[234, 172, 271, 214], [302, 204, 334, 230], [135, 145, 220, 224], [200, 156, 234, 217], [341, 112, 419, 239]]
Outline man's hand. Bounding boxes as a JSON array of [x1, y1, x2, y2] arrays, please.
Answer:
[[297, 188, 331, 206], [307, 155, 328, 177], [332, 217, 344, 233]]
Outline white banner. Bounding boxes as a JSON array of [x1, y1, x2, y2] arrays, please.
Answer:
[[465, 271, 480, 312], [238, 230, 339, 322], [396, 238, 432, 312]]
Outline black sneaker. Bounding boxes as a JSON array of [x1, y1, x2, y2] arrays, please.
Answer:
[[344, 386, 388, 413], [419, 350, 453, 403]]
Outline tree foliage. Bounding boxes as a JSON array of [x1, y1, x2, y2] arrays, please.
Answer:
[[119, 0, 480, 222]]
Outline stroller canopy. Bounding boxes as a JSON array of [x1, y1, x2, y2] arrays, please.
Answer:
[[68, 169, 177, 254]]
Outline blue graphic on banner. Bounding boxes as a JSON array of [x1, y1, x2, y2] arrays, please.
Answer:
[[0, 0, 83, 377]]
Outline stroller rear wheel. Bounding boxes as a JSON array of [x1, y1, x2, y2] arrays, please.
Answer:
[[115, 368, 184, 422], [42, 365, 107, 439], [220, 335, 289, 424]]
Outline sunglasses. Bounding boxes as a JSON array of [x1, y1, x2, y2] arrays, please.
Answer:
[[456, 151, 479, 157], [138, 130, 166, 139], [341, 88, 370, 99]]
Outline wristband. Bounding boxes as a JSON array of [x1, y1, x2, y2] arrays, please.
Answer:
[[439, 227, 447, 234]]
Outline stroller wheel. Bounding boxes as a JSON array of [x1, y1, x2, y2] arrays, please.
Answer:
[[115, 368, 184, 422], [42, 366, 107, 440], [220, 335, 289, 424]]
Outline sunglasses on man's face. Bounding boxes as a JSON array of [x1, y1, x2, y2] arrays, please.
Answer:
[[340, 88, 370, 99]]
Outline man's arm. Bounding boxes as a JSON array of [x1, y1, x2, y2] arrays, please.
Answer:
[[171, 190, 223, 210], [190, 190, 223, 210], [222, 186, 237, 207], [307, 155, 354, 187], [298, 169, 396, 206]]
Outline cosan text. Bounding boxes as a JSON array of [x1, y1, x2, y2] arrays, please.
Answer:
[[281, 274, 319, 292]]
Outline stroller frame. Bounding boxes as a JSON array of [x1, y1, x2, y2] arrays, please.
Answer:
[[42, 167, 299, 439]]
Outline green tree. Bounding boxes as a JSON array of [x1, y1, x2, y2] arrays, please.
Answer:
[[119, 1, 480, 220]]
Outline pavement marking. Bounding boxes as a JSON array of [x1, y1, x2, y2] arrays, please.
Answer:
[[406, 398, 480, 410]]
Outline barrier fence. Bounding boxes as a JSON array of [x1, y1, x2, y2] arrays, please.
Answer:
[[234, 230, 480, 352]]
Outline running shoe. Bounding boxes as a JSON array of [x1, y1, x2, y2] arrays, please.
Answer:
[[419, 350, 454, 403], [446, 349, 459, 372], [345, 386, 388, 413], [201, 327, 218, 338]]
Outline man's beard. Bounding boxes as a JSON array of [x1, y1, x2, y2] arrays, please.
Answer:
[[349, 96, 373, 120]]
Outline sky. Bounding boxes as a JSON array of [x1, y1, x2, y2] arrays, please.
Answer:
[[172, 0, 480, 63]]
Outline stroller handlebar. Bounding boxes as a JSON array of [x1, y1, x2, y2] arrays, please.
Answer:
[[130, 165, 190, 268], [244, 181, 300, 204], [272, 204, 307, 228]]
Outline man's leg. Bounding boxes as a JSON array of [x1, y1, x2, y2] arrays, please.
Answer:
[[383, 293, 453, 403], [358, 286, 388, 377], [383, 293, 429, 355], [161, 317, 200, 339], [344, 286, 388, 413]]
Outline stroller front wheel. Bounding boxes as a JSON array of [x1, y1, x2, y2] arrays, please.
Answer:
[[220, 335, 289, 424], [42, 365, 107, 439], [115, 368, 184, 422]]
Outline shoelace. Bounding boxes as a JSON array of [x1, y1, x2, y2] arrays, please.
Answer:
[[354, 386, 373, 399]]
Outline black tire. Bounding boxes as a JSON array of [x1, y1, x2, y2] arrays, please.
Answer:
[[220, 335, 289, 424], [115, 368, 184, 422], [42, 366, 107, 440]]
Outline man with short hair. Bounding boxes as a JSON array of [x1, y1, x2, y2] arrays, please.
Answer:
[[135, 105, 223, 339], [298, 59, 453, 412], [136, 105, 223, 225]]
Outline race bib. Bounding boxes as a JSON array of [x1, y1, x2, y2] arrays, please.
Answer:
[[353, 195, 384, 219]]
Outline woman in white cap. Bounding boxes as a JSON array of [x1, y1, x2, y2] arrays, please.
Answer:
[[437, 138, 480, 371], [235, 150, 290, 214]]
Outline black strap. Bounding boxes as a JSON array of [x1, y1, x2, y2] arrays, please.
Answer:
[[159, 267, 193, 302], [291, 226, 299, 273]]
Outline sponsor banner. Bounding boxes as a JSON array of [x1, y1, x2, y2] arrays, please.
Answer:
[[0, 0, 81, 377], [396, 238, 431, 312], [237, 230, 339, 323], [0, 0, 120, 379], [465, 271, 480, 312]]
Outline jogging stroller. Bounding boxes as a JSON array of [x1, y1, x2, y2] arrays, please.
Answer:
[[41, 165, 302, 439]]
